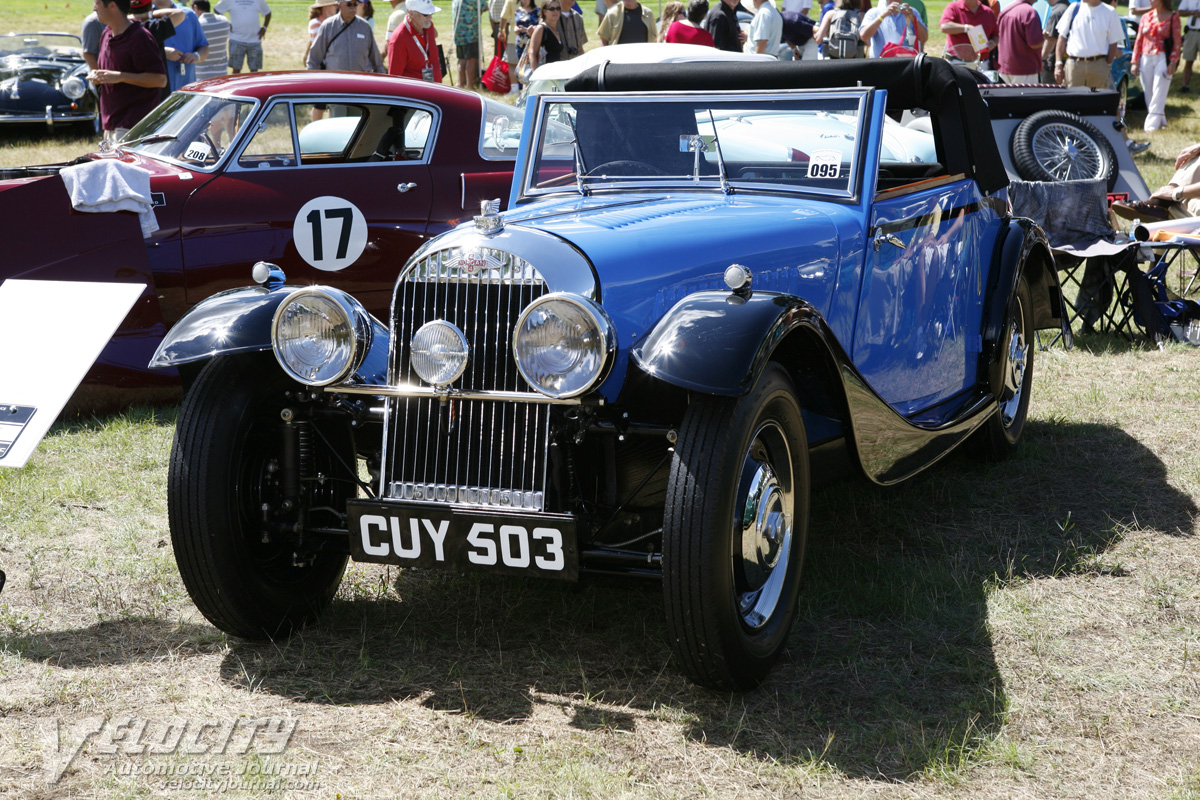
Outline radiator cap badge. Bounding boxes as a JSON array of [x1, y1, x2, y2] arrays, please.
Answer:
[[474, 198, 503, 235]]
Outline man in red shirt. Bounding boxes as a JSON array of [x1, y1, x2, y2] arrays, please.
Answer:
[[997, 0, 1044, 83], [387, 0, 443, 81], [87, 0, 168, 140], [940, 0, 997, 68]]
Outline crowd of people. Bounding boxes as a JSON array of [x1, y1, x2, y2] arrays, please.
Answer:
[[81, 0, 1195, 140]]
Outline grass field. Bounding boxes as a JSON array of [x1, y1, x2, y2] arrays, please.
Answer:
[[3, 2, 1200, 799]]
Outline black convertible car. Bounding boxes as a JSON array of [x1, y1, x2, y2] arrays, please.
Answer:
[[0, 32, 98, 132]]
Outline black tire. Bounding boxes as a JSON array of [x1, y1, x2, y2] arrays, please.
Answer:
[[1011, 109, 1118, 191], [168, 354, 351, 640], [973, 275, 1035, 460], [663, 363, 810, 691]]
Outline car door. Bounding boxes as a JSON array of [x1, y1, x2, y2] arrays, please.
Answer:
[[180, 97, 438, 320], [852, 178, 996, 418]]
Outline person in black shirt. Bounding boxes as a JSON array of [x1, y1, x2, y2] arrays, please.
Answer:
[[705, 0, 746, 51], [129, 0, 186, 99], [597, 0, 655, 44]]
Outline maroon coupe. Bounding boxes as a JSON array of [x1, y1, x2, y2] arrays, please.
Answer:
[[0, 71, 519, 410]]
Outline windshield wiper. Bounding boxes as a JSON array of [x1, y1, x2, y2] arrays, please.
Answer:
[[102, 133, 178, 153], [706, 110, 731, 195], [567, 115, 589, 196]]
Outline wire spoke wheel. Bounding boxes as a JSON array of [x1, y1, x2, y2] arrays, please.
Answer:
[[1011, 109, 1117, 190], [1031, 123, 1103, 181]]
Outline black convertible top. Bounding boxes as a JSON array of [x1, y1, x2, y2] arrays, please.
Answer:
[[562, 55, 1008, 196]]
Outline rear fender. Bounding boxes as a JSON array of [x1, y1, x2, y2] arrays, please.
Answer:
[[631, 289, 1001, 486], [981, 218, 1066, 395]]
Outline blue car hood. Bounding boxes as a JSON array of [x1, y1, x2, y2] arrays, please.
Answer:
[[505, 192, 845, 332], [503, 192, 850, 398]]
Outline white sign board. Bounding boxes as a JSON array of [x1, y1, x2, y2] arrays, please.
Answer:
[[0, 279, 145, 468]]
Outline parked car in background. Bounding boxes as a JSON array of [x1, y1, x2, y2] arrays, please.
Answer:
[[149, 58, 1067, 691], [0, 32, 97, 132], [0, 71, 520, 410]]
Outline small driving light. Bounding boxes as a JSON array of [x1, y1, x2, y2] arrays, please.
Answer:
[[410, 320, 470, 386]]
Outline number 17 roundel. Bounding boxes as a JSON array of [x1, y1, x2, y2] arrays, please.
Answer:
[[292, 196, 369, 272]]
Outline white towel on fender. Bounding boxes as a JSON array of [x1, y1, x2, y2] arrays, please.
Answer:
[[60, 158, 159, 238]]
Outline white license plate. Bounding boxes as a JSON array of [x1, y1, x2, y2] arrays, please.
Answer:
[[346, 501, 579, 580]]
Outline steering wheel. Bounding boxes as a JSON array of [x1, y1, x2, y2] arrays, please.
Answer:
[[200, 130, 222, 162], [587, 160, 668, 177]]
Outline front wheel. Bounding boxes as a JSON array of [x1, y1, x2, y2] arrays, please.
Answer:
[[168, 354, 353, 640], [663, 363, 810, 691]]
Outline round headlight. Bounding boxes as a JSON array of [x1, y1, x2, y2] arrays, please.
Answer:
[[61, 75, 86, 100], [513, 294, 614, 399], [272, 289, 367, 385], [410, 320, 469, 386]]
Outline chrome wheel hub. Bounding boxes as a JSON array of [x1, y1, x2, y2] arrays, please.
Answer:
[[999, 295, 1028, 427], [736, 422, 794, 630]]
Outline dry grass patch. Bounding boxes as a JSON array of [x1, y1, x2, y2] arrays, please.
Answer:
[[6, 343, 1199, 797]]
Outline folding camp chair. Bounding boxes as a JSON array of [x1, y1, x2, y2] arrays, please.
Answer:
[[1008, 178, 1141, 347]]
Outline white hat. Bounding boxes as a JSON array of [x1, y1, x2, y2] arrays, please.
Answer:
[[408, 0, 440, 13]]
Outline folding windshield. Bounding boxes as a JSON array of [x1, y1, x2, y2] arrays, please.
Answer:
[[0, 33, 83, 58], [522, 91, 871, 198]]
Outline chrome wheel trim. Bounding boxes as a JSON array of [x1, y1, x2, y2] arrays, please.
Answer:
[[735, 420, 794, 631], [999, 292, 1028, 428], [1031, 122, 1104, 182]]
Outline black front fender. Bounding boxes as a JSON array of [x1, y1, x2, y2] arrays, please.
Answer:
[[631, 290, 820, 397], [149, 285, 390, 387]]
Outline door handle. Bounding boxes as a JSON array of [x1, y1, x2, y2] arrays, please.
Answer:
[[872, 229, 906, 251], [397, 182, 418, 193]]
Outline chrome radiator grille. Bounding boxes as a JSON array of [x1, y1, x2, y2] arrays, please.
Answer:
[[384, 249, 551, 511]]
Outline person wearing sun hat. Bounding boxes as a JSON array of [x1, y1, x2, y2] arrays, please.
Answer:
[[387, 0, 444, 80]]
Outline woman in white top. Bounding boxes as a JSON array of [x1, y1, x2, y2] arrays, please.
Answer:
[[304, 0, 338, 65]]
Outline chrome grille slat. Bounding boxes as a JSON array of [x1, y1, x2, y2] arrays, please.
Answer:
[[385, 249, 550, 511]]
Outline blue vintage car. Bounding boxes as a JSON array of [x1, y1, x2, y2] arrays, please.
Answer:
[[150, 57, 1067, 691]]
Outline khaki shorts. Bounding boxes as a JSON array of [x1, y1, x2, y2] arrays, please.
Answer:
[[1183, 28, 1200, 62], [1065, 58, 1111, 90]]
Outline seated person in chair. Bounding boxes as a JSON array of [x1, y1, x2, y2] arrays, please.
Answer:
[[1112, 142, 1200, 221]]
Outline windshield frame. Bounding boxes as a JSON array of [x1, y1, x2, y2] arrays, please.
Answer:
[[518, 89, 875, 203], [0, 32, 84, 59], [121, 91, 260, 173]]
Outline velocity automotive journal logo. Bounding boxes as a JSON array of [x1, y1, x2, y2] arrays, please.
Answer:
[[41, 715, 319, 788]]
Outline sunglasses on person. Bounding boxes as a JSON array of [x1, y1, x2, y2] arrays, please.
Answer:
[[544, 5, 560, 9]]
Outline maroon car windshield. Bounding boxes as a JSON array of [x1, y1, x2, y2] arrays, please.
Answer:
[[121, 93, 256, 169]]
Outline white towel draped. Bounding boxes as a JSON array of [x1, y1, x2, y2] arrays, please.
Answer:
[[60, 158, 159, 238]]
